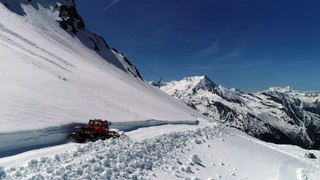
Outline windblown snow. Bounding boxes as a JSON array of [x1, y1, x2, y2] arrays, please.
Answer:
[[0, 1, 320, 180]]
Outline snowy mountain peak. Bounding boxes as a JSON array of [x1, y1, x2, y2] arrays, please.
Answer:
[[264, 87, 320, 101], [154, 76, 218, 98], [182, 75, 217, 90], [169, 75, 218, 93], [183, 75, 208, 81], [153, 76, 320, 149], [267, 86, 295, 93]]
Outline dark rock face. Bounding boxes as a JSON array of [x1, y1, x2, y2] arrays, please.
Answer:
[[0, 0, 143, 80], [55, 1, 143, 80], [155, 76, 320, 149], [58, 2, 85, 34]]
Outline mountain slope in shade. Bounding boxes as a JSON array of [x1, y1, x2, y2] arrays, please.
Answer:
[[153, 76, 320, 149]]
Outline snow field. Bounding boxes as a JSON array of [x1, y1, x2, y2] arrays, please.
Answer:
[[1, 126, 220, 179], [152, 129, 320, 180], [1, 124, 319, 180]]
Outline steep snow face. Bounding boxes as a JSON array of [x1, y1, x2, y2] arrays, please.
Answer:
[[0, 0, 201, 133], [1, 0, 142, 79], [154, 76, 320, 149]]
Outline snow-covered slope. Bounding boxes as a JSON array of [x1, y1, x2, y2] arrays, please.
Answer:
[[0, 0, 203, 155], [2, 0, 142, 79], [0, 2, 320, 179], [1, 124, 320, 179], [153, 76, 320, 149]]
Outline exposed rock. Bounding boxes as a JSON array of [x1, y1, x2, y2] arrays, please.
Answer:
[[153, 76, 320, 149]]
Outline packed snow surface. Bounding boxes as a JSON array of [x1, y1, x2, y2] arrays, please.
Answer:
[[0, 119, 199, 158], [1, 124, 319, 180]]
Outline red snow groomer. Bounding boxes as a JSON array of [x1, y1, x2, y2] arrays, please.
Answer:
[[68, 119, 120, 143]]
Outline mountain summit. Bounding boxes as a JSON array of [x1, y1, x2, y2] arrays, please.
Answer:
[[155, 76, 320, 149], [158, 76, 217, 95]]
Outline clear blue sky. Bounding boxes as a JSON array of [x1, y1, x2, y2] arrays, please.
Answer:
[[77, 0, 320, 92]]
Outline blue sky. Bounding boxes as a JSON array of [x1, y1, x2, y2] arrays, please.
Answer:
[[77, 0, 320, 92]]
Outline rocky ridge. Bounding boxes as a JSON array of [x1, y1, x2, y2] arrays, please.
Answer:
[[153, 76, 320, 149]]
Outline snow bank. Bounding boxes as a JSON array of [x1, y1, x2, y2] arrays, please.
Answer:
[[111, 119, 199, 132], [0, 119, 198, 158], [2, 124, 320, 180], [0, 123, 80, 158], [1, 126, 219, 179]]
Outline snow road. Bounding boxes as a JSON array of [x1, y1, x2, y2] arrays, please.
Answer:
[[0, 119, 199, 158], [0, 122, 204, 168], [1, 123, 319, 180]]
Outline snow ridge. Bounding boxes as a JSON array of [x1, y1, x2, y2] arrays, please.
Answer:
[[153, 76, 320, 149]]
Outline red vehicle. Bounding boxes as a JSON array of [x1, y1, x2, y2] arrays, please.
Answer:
[[69, 119, 120, 142]]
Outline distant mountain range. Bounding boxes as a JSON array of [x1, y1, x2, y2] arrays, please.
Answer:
[[151, 76, 320, 149]]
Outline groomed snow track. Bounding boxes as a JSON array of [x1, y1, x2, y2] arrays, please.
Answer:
[[0, 125, 220, 179], [0, 119, 199, 158], [1, 124, 320, 180]]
